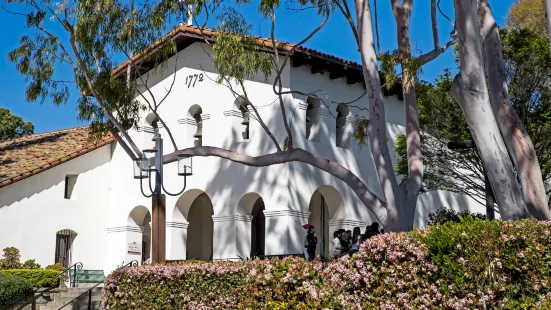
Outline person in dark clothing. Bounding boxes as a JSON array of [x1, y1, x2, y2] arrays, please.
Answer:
[[350, 227, 362, 254], [306, 225, 317, 261], [369, 222, 381, 238], [339, 230, 350, 255]]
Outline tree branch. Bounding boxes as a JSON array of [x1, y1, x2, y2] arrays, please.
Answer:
[[163, 146, 388, 223], [26, 18, 139, 160], [123, 50, 179, 152], [333, 0, 359, 46], [238, 80, 283, 152], [437, 0, 454, 28], [270, 2, 330, 149], [373, 0, 382, 55], [270, 12, 294, 149], [415, 39, 455, 66], [67, 29, 143, 158], [431, 0, 440, 51]]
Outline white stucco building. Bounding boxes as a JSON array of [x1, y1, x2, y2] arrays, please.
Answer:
[[0, 25, 485, 275]]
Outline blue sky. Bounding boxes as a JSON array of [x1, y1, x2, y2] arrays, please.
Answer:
[[0, 0, 515, 133]]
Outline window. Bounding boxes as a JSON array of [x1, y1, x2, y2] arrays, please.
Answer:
[[306, 97, 321, 141], [64, 174, 78, 199], [336, 103, 351, 149], [188, 105, 203, 147]]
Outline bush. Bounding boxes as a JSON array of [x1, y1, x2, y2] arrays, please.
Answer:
[[427, 208, 487, 226], [103, 219, 551, 309], [21, 259, 41, 270], [0, 270, 60, 288], [0, 247, 21, 270], [45, 263, 65, 272], [0, 273, 33, 306]]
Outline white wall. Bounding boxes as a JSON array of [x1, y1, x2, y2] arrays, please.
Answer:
[[0, 146, 112, 270], [0, 41, 485, 274]]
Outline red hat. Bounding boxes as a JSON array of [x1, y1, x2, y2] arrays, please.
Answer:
[[303, 224, 313, 230]]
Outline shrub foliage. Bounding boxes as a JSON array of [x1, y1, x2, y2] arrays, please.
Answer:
[[104, 219, 551, 309], [427, 208, 487, 226], [0, 270, 60, 288], [0, 273, 33, 306]]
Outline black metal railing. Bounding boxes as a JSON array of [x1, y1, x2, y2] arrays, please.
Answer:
[[62, 262, 83, 288], [58, 260, 138, 310]]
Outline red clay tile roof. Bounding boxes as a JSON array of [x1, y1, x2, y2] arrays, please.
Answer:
[[112, 24, 364, 77], [0, 126, 114, 189], [111, 24, 402, 97]]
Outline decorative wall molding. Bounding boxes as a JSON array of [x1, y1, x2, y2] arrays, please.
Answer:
[[136, 126, 155, 134], [299, 104, 333, 118], [178, 114, 211, 125], [223, 110, 243, 118], [263, 209, 310, 219], [298, 102, 308, 110], [234, 214, 252, 222], [107, 226, 142, 233], [167, 221, 188, 229], [328, 219, 366, 228], [212, 214, 236, 222]]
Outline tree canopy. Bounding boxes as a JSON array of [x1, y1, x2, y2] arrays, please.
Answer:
[[506, 0, 549, 38], [395, 28, 551, 205], [0, 108, 34, 140]]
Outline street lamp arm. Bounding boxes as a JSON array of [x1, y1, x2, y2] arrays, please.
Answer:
[[139, 175, 154, 198], [162, 146, 388, 224], [161, 175, 187, 196]]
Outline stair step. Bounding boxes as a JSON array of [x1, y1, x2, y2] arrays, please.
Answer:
[[54, 295, 102, 303], [59, 291, 102, 298], [40, 300, 101, 310], [60, 287, 102, 293], [40, 303, 102, 310]]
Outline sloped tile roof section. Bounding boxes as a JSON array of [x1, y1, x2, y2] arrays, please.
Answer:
[[111, 25, 403, 98], [0, 126, 114, 189]]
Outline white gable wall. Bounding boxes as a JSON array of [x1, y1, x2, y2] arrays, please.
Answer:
[[0, 146, 112, 270]]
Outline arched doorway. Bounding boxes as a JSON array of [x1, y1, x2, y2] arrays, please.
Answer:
[[174, 189, 214, 261], [128, 206, 151, 264], [54, 229, 77, 268], [308, 186, 343, 259], [250, 198, 265, 257], [236, 193, 266, 259]]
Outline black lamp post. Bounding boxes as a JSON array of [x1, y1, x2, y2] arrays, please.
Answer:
[[132, 114, 192, 263]]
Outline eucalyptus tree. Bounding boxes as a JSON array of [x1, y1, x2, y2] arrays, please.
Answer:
[[477, 0, 550, 220], [5, 0, 535, 231], [450, 0, 529, 220]]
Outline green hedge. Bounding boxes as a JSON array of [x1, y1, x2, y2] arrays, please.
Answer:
[[103, 219, 551, 309], [0, 273, 33, 306], [0, 270, 60, 288]]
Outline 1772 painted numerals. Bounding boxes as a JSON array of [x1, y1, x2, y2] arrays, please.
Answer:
[[185, 73, 204, 88]]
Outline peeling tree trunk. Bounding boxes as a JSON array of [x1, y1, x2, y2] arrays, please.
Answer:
[[477, 0, 550, 220], [390, 0, 422, 231], [451, 0, 529, 220], [355, 0, 405, 231]]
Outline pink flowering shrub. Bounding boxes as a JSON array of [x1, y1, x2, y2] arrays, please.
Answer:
[[323, 233, 444, 309], [103, 219, 551, 309], [103, 258, 342, 309], [417, 218, 551, 309]]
